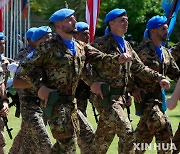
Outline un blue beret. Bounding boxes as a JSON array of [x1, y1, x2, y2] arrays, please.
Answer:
[[105, 26, 110, 35], [143, 29, 149, 39], [146, 15, 167, 30], [26, 27, 38, 39], [76, 22, 89, 32], [49, 8, 75, 22], [104, 8, 126, 22], [32, 26, 52, 42], [0, 32, 4, 40]]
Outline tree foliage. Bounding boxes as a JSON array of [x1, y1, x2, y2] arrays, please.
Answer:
[[30, 0, 179, 43]]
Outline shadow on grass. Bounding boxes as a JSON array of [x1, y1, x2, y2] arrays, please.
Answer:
[[168, 115, 180, 118]]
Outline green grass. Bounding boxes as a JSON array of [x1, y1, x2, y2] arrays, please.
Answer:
[[5, 80, 180, 154]]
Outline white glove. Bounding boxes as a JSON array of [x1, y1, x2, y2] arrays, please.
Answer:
[[7, 62, 19, 73]]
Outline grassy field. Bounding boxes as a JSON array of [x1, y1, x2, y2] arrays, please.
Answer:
[[5, 80, 180, 154]]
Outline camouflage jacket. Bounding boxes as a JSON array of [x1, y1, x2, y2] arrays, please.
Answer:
[[15, 45, 38, 98], [134, 40, 180, 93], [91, 33, 164, 92], [0, 61, 5, 85], [170, 42, 180, 69], [20, 35, 122, 96]]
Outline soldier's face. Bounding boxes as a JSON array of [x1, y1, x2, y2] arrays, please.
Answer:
[[60, 15, 77, 34], [36, 33, 52, 46], [110, 16, 128, 35], [0, 40, 5, 54], [74, 30, 90, 43], [156, 24, 168, 42]]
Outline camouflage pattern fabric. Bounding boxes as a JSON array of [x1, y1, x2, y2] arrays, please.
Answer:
[[75, 79, 90, 116], [75, 78, 95, 153], [0, 118, 5, 149], [171, 42, 180, 69], [20, 34, 125, 153], [9, 47, 52, 154], [172, 122, 180, 154], [77, 110, 94, 154], [0, 60, 6, 153], [89, 33, 166, 154], [1, 55, 10, 85], [134, 40, 180, 154]]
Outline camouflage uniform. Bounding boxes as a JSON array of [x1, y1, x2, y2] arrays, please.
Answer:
[[9, 45, 52, 154], [75, 79, 95, 154], [171, 42, 180, 68], [90, 33, 166, 154], [172, 122, 180, 154], [75, 79, 90, 116], [20, 34, 126, 153], [0, 57, 6, 153], [134, 40, 180, 154]]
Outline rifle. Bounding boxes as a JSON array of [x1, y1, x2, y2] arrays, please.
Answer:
[[90, 101, 99, 123], [0, 101, 13, 139]]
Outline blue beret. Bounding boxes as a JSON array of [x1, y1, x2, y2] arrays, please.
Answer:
[[76, 22, 89, 32], [105, 26, 110, 35], [32, 26, 52, 42], [26, 27, 38, 39], [146, 15, 167, 30], [104, 8, 126, 22], [49, 8, 75, 22], [0, 32, 4, 40], [143, 29, 149, 39]]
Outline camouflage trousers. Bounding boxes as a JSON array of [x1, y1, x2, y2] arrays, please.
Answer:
[[90, 94, 134, 154], [134, 103, 173, 154], [48, 102, 79, 154], [9, 99, 52, 154], [172, 122, 180, 154], [77, 109, 94, 154], [77, 99, 88, 117], [0, 117, 5, 154]]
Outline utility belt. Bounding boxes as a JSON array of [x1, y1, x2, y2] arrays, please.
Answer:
[[143, 92, 162, 100], [101, 83, 125, 108], [57, 95, 75, 103], [135, 91, 162, 117], [43, 91, 75, 119]]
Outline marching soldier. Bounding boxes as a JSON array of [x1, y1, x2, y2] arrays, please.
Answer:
[[9, 26, 52, 154], [18, 8, 157, 153], [0, 32, 9, 154], [133, 15, 180, 154], [74, 21, 95, 154], [89, 9, 170, 154]]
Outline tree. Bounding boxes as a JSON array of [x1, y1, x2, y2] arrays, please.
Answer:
[[30, 0, 179, 43]]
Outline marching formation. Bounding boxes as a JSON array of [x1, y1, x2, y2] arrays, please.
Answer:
[[0, 7, 179, 154]]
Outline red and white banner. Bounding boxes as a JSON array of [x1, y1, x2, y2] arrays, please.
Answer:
[[86, 0, 100, 43]]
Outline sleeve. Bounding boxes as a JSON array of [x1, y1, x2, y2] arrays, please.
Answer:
[[166, 52, 180, 81], [130, 48, 165, 83], [85, 43, 121, 68], [20, 45, 47, 90]]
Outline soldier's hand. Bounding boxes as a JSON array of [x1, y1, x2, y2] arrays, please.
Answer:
[[132, 88, 146, 103], [0, 102, 9, 117], [160, 79, 170, 90], [38, 85, 56, 106], [90, 82, 105, 99], [118, 53, 132, 64]]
